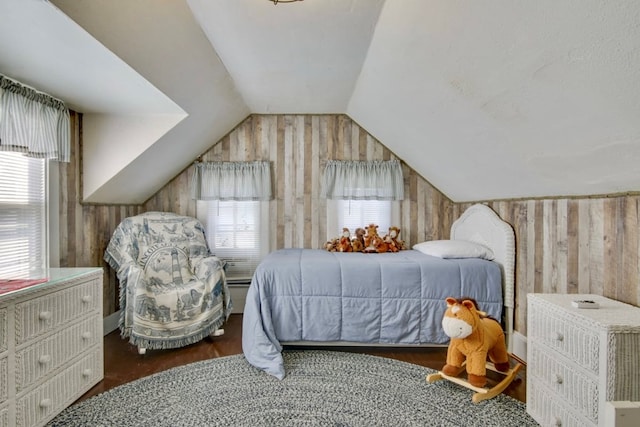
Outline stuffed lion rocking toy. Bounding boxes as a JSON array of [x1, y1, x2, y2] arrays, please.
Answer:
[[426, 297, 522, 403]]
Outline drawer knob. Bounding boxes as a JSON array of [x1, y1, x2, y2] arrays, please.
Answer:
[[82, 368, 92, 377], [555, 374, 563, 384], [81, 295, 92, 303], [555, 332, 564, 342], [39, 398, 52, 408], [81, 331, 92, 340], [38, 354, 51, 365], [39, 311, 52, 321]]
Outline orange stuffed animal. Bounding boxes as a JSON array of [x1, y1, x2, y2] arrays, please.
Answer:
[[386, 226, 406, 252], [324, 238, 338, 252], [441, 297, 510, 388], [351, 227, 365, 252], [337, 227, 353, 252], [372, 235, 389, 252], [363, 223, 379, 253]]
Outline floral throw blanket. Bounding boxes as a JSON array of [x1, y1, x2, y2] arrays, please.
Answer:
[[104, 212, 232, 349]]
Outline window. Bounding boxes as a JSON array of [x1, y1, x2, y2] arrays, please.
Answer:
[[0, 152, 47, 278], [197, 200, 269, 282], [192, 161, 272, 281], [322, 159, 403, 239], [327, 199, 399, 239]]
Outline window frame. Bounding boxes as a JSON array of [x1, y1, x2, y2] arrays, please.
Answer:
[[0, 152, 50, 278], [326, 198, 400, 241], [196, 199, 269, 282]]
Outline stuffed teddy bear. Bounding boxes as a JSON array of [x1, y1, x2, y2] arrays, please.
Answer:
[[363, 223, 379, 253], [337, 227, 353, 252], [351, 227, 365, 252], [441, 297, 510, 388]]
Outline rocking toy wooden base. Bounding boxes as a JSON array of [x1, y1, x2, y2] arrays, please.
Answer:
[[426, 356, 523, 403]]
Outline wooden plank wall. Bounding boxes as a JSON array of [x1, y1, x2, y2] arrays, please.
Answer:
[[455, 198, 640, 334], [144, 115, 453, 256], [59, 112, 640, 337]]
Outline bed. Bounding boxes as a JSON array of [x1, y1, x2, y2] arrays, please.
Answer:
[[242, 203, 515, 379]]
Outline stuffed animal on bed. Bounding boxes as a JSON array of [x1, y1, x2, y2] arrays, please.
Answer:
[[363, 223, 380, 253], [382, 234, 398, 252], [372, 235, 389, 252], [385, 226, 406, 252], [351, 227, 365, 252], [324, 238, 338, 252], [441, 297, 510, 388], [337, 228, 353, 252]]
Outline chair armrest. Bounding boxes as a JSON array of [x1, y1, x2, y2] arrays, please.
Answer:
[[192, 255, 226, 280]]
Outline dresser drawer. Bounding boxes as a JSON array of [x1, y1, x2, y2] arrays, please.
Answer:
[[15, 315, 101, 392], [528, 377, 595, 427], [16, 348, 103, 427], [0, 307, 7, 353], [528, 300, 600, 374], [0, 356, 7, 404], [14, 279, 100, 345], [529, 342, 599, 422]]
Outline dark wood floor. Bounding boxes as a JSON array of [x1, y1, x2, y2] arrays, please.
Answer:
[[78, 314, 526, 403]]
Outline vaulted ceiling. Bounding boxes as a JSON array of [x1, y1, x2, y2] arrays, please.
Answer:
[[2, 0, 640, 203]]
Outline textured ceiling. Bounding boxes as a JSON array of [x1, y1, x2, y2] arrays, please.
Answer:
[[1, 0, 640, 203]]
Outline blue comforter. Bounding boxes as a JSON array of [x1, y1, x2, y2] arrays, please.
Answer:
[[242, 248, 502, 379]]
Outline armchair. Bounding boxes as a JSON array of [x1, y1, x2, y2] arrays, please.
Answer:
[[104, 212, 232, 354]]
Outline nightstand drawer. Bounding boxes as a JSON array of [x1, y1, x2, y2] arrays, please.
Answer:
[[529, 342, 599, 422], [528, 298, 600, 374], [14, 280, 100, 345], [16, 348, 102, 427], [15, 315, 101, 392], [528, 377, 595, 427], [528, 293, 640, 427]]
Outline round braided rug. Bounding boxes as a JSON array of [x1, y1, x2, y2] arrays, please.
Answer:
[[49, 350, 536, 427]]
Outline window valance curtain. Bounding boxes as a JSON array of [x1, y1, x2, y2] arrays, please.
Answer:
[[0, 75, 70, 162], [322, 159, 404, 200], [191, 161, 272, 201]]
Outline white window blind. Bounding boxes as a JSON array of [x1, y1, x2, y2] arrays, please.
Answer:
[[327, 199, 399, 239], [0, 152, 47, 278], [197, 200, 268, 282]]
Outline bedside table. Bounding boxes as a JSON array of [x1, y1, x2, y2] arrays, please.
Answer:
[[0, 268, 103, 427], [527, 293, 640, 427]]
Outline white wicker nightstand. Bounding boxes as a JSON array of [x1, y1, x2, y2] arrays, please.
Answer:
[[0, 268, 103, 427], [527, 293, 640, 427]]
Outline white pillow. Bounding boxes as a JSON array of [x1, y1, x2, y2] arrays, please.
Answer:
[[412, 240, 495, 260]]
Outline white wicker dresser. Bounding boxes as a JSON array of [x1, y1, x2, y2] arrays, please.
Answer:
[[527, 293, 640, 427], [0, 268, 103, 427]]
